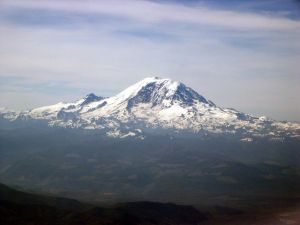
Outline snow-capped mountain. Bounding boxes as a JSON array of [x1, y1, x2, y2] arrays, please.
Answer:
[[1, 77, 300, 139]]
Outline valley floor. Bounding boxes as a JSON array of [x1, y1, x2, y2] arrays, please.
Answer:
[[205, 205, 300, 225]]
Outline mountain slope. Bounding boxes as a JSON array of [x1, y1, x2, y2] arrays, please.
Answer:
[[1, 77, 299, 139], [0, 183, 86, 211], [0, 183, 207, 225]]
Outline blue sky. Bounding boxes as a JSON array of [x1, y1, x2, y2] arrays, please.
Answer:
[[0, 0, 300, 121]]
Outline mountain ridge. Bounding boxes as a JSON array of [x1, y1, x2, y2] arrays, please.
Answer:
[[1, 77, 299, 140], [0, 182, 207, 225]]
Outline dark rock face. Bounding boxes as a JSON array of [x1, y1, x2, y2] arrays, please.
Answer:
[[80, 93, 104, 106], [127, 80, 212, 111], [172, 83, 212, 106], [127, 82, 159, 110]]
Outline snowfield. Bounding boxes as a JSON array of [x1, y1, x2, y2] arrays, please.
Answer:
[[1, 77, 300, 139]]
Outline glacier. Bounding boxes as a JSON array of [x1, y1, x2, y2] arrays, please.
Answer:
[[1, 77, 299, 140]]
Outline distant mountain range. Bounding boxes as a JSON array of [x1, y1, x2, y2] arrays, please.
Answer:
[[1, 77, 299, 140]]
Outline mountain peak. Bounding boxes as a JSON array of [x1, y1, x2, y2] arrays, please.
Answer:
[[84, 93, 99, 99], [117, 77, 213, 110], [135, 77, 176, 87], [80, 93, 103, 106], [1, 77, 300, 139]]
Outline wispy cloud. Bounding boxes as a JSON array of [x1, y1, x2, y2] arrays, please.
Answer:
[[2, 0, 300, 30], [0, 0, 299, 120]]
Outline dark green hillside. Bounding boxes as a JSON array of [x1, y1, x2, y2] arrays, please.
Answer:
[[0, 183, 86, 211], [0, 183, 207, 225]]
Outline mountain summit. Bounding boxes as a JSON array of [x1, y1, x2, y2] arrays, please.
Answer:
[[1, 77, 299, 139], [79, 93, 104, 106], [114, 77, 214, 111]]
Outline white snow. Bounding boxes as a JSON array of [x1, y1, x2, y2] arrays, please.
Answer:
[[1, 77, 300, 138]]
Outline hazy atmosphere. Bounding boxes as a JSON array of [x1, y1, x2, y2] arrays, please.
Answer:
[[1, 1, 300, 225], [0, 0, 300, 121]]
